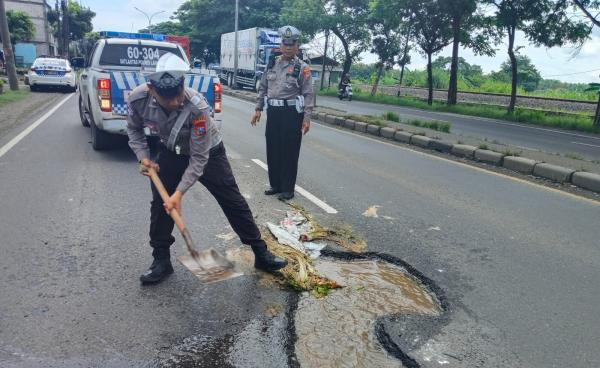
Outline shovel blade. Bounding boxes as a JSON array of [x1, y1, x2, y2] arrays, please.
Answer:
[[177, 248, 243, 284]]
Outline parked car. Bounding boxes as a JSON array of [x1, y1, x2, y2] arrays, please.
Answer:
[[27, 58, 77, 92]]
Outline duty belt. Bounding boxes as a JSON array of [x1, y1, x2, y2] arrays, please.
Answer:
[[267, 98, 297, 107]]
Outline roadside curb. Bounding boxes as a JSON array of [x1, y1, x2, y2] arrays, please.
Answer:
[[223, 89, 600, 195]]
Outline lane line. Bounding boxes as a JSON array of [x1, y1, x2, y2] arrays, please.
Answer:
[[0, 93, 74, 159], [225, 94, 600, 205], [571, 141, 600, 148], [251, 158, 338, 214]]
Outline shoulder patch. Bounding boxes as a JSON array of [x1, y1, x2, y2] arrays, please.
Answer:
[[192, 114, 207, 137]]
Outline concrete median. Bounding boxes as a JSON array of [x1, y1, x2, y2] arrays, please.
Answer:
[[335, 117, 346, 126], [343, 119, 356, 129], [430, 140, 454, 153], [394, 131, 413, 143], [474, 149, 505, 166], [367, 125, 381, 136], [571, 172, 600, 192], [533, 163, 575, 183], [503, 156, 539, 175], [451, 144, 477, 158], [411, 135, 432, 148], [354, 121, 368, 133], [380, 127, 396, 139], [325, 115, 337, 125]]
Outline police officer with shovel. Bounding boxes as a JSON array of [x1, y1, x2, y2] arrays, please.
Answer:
[[251, 26, 314, 201], [127, 53, 287, 285]]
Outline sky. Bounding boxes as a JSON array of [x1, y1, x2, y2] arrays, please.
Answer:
[[84, 0, 599, 83]]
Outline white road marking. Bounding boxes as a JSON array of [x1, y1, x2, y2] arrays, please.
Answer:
[[251, 158, 338, 214], [225, 94, 600, 206], [0, 93, 74, 159], [571, 141, 600, 148]]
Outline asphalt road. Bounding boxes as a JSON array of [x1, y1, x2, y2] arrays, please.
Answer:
[[0, 93, 599, 367], [316, 95, 600, 161]]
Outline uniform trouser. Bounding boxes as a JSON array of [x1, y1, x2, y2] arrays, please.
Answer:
[[149, 142, 265, 260], [265, 106, 304, 193]]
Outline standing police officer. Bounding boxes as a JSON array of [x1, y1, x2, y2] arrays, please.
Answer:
[[127, 54, 287, 285], [250, 25, 314, 201]]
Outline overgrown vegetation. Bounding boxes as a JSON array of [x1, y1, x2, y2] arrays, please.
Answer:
[[0, 90, 30, 107], [350, 58, 598, 102], [320, 88, 599, 133]]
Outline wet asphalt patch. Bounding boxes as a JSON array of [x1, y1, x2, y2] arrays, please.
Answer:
[[159, 247, 447, 367]]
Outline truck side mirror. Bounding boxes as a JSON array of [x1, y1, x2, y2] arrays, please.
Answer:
[[71, 57, 85, 69]]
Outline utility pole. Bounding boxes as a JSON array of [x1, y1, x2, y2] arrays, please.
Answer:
[[0, 0, 19, 90], [320, 29, 329, 90], [61, 0, 69, 58], [232, 0, 239, 89]]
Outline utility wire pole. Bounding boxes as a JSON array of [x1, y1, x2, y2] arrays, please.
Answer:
[[61, 0, 69, 58], [0, 0, 19, 90], [233, 0, 239, 89], [320, 29, 329, 90]]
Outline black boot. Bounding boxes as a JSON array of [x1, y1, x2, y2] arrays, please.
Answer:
[[264, 188, 280, 195], [278, 192, 294, 201], [251, 244, 288, 272], [140, 258, 174, 285]]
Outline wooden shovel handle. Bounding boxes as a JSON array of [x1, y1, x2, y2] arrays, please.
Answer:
[[146, 167, 186, 234]]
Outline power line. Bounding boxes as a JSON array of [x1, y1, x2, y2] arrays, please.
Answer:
[[542, 68, 600, 78]]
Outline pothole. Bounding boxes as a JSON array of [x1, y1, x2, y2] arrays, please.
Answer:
[[224, 248, 441, 367], [295, 258, 441, 368]]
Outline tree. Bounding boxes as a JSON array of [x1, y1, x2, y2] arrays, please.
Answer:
[[440, 0, 478, 105], [570, 0, 600, 28], [432, 56, 484, 86], [1, 10, 35, 45], [490, 55, 541, 91], [282, 0, 370, 81], [408, 0, 454, 105], [67, 0, 95, 40], [139, 21, 183, 35], [367, 0, 406, 95], [175, 0, 285, 62], [396, 29, 412, 87], [486, 0, 589, 113], [47, 0, 95, 57], [585, 82, 600, 126]]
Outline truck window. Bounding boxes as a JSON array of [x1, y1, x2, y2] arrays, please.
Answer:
[[86, 42, 99, 67], [99, 44, 184, 69]]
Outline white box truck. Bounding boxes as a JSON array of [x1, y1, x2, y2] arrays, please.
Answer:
[[219, 27, 281, 91]]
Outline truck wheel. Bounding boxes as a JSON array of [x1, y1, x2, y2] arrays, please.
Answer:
[[79, 95, 90, 127], [90, 112, 112, 150]]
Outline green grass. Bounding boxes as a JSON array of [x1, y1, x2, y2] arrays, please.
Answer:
[[0, 89, 30, 107], [320, 88, 600, 134], [384, 111, 400, 122], [406, 119, 451, 133]]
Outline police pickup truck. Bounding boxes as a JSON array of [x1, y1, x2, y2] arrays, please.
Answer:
[[72, 32, 222, 150]]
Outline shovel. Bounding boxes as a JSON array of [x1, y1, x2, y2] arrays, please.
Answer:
[[146, 167, 242, 284]]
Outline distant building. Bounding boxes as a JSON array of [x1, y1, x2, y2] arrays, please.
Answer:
[[4, 0, 57, 57], [308, 55, 343, 88]]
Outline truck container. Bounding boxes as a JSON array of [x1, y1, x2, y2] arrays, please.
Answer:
[[219, 27, 280, 91]]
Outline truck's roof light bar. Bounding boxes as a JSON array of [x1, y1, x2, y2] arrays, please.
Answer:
[[99, 31, 166, 41]]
